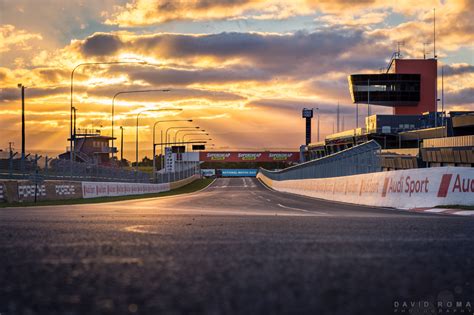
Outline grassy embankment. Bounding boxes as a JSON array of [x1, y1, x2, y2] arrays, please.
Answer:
[[0, 178, 213, 208]]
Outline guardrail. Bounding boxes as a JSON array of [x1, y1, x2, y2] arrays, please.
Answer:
[[259, 140, 382, 181]]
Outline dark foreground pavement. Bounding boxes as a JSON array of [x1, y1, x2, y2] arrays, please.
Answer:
[[1, 178, 473, 315]]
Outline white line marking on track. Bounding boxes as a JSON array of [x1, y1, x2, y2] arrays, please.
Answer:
[[452, 211, 474, 216], [425, 208, 450, 213], [277, 203, 329, 216]]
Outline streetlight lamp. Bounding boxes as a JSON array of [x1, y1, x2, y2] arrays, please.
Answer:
[[70, 60, 146, 174], [162, 126, 199, 174], [135, 108, 182, 172], [182, 133, 209, 150], [111, 88, 171, 159], [182, 133, 209, 142], [164, 126, 199, 146], [152, 119, 192, 181], [174, 128, 204, 143]]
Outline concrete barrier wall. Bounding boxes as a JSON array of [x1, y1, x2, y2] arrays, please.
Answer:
[[257, 167, 474, 209], [0, 175, 200, 203], [169, 174, 200, 190], [0, 180, 83, 203], [82, 182, 170, 199]]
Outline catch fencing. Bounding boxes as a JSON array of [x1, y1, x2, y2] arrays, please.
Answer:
[[259, 140, 382, 181], [0, 153, 200, 184]]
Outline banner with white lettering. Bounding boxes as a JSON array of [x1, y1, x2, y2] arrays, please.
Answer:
[[257, 167, 474, 209], [82, 182, 170, 199]]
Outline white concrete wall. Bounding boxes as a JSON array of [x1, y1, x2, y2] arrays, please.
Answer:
[[257, 167, 474, 209], [82, 182, 170, 199]]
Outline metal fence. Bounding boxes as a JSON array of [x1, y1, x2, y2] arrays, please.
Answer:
[[259, 140, 381, 181], [0, 156, 150, 182], [155, 162, 201, 183], [0, 154, 200, 183]]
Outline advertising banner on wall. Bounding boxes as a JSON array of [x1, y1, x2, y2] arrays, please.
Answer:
[[200, 152, 299, 162], [82, 182, 170, 199], [220, 169, 258, 177], [258, 167, 474, 209]]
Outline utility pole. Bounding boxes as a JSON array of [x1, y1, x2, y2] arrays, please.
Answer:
[[17, 84, 26, 171], [316, 107, 320, 142], [367, 78, 371, 117], [433, 8, 436, 58], [120, 126, 124, 162], [337, 102, 340, 133], [441, 66, 444, 129], [355, 102, 359, 129]]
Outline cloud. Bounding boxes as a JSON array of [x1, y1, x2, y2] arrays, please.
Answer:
[[445, 87, 474, 106], [0, 86, 69, 101], [81, 33, 123, 57], [0, 24, 42, 53], [443, 64, 474, 77], [105, 0, 275, 26], [113, 65, 272, 85], [248, 98, 355, 115], [74, 30, 390, 80]]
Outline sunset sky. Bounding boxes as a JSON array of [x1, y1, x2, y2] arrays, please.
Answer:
[[1, 0, 473, 160]]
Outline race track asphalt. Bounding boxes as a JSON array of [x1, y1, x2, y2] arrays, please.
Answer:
[[1, 177, 473, 315]]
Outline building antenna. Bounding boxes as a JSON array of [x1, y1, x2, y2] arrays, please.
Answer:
[[396, 41, 405, 58], [441, 65, 444, 128], [423, 42, 429, 59], [433, 8, 436, 58]]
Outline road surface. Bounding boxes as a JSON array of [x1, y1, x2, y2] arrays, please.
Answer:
[[1, 178, 473, 315]]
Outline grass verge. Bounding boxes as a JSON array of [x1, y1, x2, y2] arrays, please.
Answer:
[[0, 178, 213, 208], [435, 205, 474, 210]]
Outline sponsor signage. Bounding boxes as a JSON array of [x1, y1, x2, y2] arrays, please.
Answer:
[[199, 152, 299, 162], [258, 167, 474, 209], [82, 182, 170, 199], [165, 147, 174, 172], [201, 169, 216, 177], [221, 169, 258, 177]]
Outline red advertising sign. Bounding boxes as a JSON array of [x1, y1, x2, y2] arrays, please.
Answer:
[[199, 152, 300, 162]]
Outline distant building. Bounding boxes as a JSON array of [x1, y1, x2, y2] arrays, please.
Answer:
[[301, 55, 474, 169], [59, 129, 116, 166], [348, 58, 437, 115]]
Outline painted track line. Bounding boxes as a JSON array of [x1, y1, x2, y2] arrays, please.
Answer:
[[277, 203, 329, 216]]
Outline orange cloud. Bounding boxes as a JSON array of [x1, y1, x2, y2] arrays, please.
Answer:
[[0, 24, 42, 53]]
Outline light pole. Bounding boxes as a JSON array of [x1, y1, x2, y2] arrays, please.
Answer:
[[164, 126, 199, 147], [182, 133, 209, 177], [162, 126, 199, 179], [17, 84, 26, 171], [174, 128, 204, 143], [183, 133, 209, 140], [70, 60, 146, 174], [315, 107, 320, 142], [120, 126, 124, 163], [135, 108, 182, 173], [152, 119, 192, 181], [111, 88, 171, 159]]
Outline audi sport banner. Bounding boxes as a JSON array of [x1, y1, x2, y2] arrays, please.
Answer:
[[199, 152, 299, 162], [258, 167, 474, 209]]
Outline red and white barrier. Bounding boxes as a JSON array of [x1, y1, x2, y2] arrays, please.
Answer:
[[82, 182, 170, 199], [257, 167, 474, 209]]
